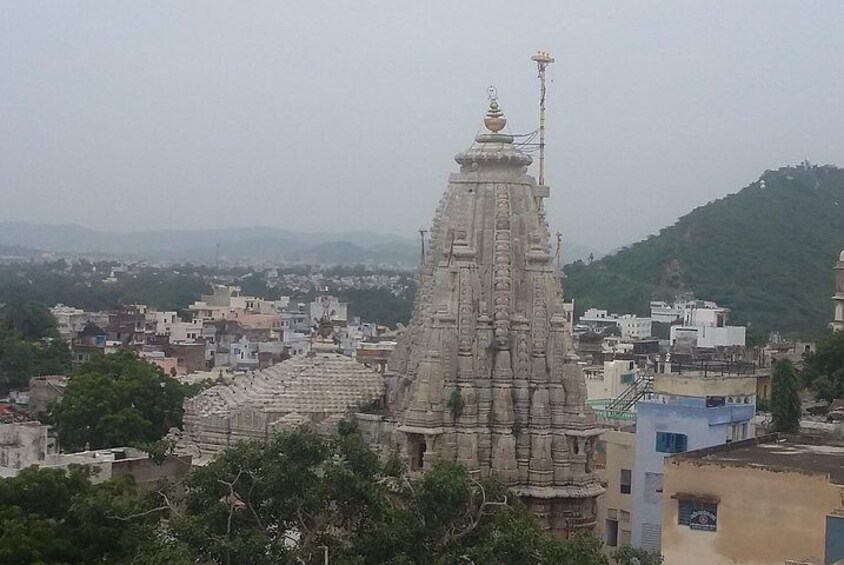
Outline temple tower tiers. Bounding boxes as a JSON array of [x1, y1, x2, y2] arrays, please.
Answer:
[[833, 249, 844, 332], [386, 98, 604, 536]]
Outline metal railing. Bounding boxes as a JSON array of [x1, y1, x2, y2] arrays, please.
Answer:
[[664, 360, 757, 376]]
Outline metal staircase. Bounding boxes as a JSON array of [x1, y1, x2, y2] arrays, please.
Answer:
[[604, 370, 654, 415]]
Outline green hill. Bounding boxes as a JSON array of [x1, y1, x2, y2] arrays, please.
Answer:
[[564, 164, 844, 336]]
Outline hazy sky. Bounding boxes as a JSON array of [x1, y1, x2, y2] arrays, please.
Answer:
[[2, 1, 843, 252]]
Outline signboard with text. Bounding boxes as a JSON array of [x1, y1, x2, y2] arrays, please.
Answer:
[[690, 508, 717, 531]]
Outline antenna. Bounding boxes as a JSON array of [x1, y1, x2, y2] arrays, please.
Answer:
[[531, 50, 555, 187]]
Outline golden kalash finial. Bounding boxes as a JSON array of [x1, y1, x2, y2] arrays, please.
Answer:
[[483, 86, 507, 133]]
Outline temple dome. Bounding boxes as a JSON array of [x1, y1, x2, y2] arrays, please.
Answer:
[[182, 353, 384, 456], [454, 99, 532, 170], [386, 96, 603, 536]]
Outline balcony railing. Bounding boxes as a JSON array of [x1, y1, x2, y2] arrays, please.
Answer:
[[664, 360, 757, 376]]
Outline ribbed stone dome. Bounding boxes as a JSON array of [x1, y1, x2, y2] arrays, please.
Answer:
[[386, 99, 603, 536], [183, 353, 384, 456]]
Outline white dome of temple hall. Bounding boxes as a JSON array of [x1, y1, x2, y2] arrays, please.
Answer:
[[181, 352, 384, 457]]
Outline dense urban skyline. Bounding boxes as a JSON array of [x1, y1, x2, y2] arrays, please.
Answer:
[[3, 1, 844, 251]]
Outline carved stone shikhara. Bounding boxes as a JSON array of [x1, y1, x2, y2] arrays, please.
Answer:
[[385, 100, 604, 536]]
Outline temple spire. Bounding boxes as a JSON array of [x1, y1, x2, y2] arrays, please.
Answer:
[[387, 90, 603, 537]]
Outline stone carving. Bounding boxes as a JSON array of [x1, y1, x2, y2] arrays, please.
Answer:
[[387, 98, 603, 536], [475, 314, 492, 379], [515, 329, 530, 378], [493, 185, 512, 350], [532, 280, 548, 356], [458, 276, 474, 353]]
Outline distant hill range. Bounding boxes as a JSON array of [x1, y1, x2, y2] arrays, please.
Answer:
[[565, 164, 844, 336], [0, 223, 599, 268]]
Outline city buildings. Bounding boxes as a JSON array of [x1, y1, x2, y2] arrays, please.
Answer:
[[631, 363, 757, 551], [579, 308, 653, 340], [662, 434, 844, 565], [50, 304, 108, 342], [585, 359, 639, 406], [595, 429, 636, 551], [657, 299, 746, 349], [0, 405, 57, 477]]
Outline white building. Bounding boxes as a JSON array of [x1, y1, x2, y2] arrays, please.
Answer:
[[670, 325, 746, 349], [580, 308, 652, 340], [188, 285, 292, 322], [650, 299, 719, 324], [50, 304, 108, 341], [229, 336, 259, 369], [585, 359, 639, 403], [669, 301, 745, 348], [650, 301, 685, 324], [0, 416, 57, 478], [307, 296, 348, 324]]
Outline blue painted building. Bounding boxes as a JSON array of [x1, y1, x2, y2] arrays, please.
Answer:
[[631, 369, 757, 551]]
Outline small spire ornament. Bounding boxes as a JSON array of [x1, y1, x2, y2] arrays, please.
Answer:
[[483, 86, 507, 133]]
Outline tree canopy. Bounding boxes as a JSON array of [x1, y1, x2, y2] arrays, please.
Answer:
[[0, 428, 632, 565], [802, 330, 844, 401], [771, 358, 801, 433], [1, 302, 59, 341], [0, 302, 69, 394], [157, 427, 609, 565], [0, 466, 160, 565], [52, 350, 189, 451], [565, 165, 844, 335]]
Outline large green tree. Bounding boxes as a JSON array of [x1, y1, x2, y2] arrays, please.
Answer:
[[0, 427, 626, 565], [52, 351, 189, 451], [0, 302, 59, 340], [0, 301, 70, 393], [0, 466, 159, 565], [150, 427, 609, 565], [771, 358, 801, 433], [802, 330, 844, 401]]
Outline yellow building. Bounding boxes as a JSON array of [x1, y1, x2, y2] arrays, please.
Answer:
[[595, 429, 636, 550], [662, 434, 844, 565]]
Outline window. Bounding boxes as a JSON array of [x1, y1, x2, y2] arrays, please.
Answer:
[[678, 499, 718, 531], [620, 468, 632, 494], [620, 510, 631, 523], [826, 514, 844, 564], [620, 529, 632, 546], [640, 523, 662, 552], [656, 432, 687, 453], [606, 519, 619, 547]]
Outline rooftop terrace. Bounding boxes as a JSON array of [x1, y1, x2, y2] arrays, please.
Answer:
[[675, 433, 844, 485]]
